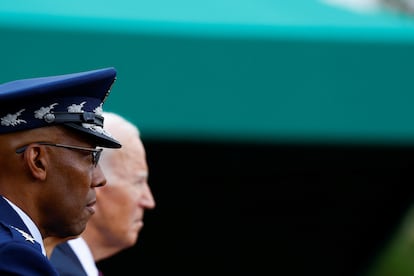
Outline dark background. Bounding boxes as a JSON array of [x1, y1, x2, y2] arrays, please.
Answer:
[[97, 140, 414, 276]]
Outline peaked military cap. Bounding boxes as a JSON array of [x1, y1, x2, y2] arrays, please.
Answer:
[[0, 67, 121, 148]]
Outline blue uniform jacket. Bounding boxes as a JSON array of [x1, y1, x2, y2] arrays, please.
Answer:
[[0, 196, 58, 275]]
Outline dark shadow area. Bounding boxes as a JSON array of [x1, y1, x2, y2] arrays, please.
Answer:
[[97, 139, 414, 276]]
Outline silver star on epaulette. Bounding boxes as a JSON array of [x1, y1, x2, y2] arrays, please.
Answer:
[[10, 225, 35, 243]]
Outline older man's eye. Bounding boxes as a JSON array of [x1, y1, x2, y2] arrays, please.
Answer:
[[133, 177, 147, 186]]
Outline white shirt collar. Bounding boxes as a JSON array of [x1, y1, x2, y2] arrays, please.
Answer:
[[68, 237, 99, 276], [2, 196, 46, 256]]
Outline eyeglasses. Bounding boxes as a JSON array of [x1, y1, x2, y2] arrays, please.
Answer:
[[16, 142, 103, 167]]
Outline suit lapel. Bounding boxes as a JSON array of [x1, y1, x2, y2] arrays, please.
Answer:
[[50, 242, 88, 276]]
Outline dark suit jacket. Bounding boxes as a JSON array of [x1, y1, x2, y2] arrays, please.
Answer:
[[50, 242, 88, 276], [0, 196, 59, 275]]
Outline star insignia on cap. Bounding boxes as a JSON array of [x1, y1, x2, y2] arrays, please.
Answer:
[[10, 225, 35, 243]]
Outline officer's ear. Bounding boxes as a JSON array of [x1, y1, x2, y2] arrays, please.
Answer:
[[23, 145, 48, 181]]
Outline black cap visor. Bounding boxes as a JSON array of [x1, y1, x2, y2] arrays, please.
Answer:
[[64, 122, 122, 148]]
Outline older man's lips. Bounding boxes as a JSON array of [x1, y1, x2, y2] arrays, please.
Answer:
[[136, 220, 144, 230]]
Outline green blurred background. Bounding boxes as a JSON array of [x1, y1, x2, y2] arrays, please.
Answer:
[[2, 1, 414, 275], [2, 0, 414, 145]]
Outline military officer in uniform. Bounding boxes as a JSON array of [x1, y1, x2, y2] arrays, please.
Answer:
[[0, 67, 121, 275]]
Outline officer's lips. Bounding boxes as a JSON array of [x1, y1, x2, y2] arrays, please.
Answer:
[[86, 200, 96, 214]]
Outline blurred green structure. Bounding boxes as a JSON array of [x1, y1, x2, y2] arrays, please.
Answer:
[[1, 0, 414, 145], [2, 1, 414, 274]]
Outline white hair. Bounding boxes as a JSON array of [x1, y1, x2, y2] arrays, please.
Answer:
[[102, 111, 140, 138]]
